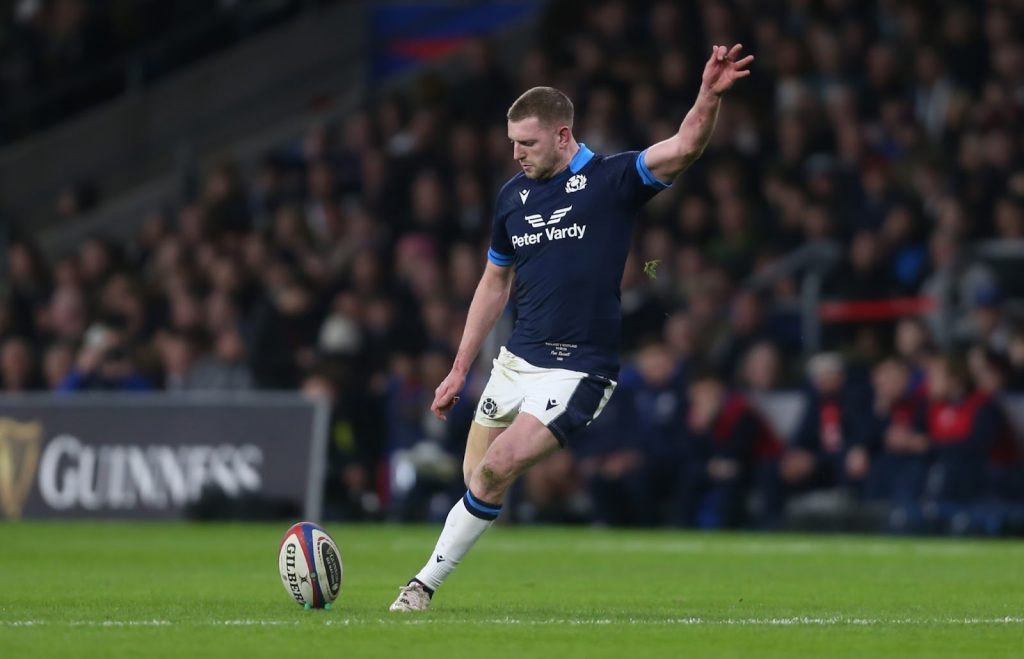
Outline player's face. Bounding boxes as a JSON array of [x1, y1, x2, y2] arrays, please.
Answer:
[[508, 117, 566, 180]]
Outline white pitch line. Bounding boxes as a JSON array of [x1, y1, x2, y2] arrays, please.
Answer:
[[2, 617, 1022, 628], [472, 539, 1002, 557]]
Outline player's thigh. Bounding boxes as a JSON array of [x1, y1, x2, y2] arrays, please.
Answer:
[[475, 412, 562, 484], [463, 422, 505, 485], [469, 348, 527, 479]]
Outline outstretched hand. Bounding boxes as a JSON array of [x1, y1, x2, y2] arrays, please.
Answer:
[[702, 44, 753, 96], [430, 369, 465, 421]]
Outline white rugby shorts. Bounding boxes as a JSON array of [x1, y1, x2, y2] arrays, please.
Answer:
[[473, 347, 617, 445]]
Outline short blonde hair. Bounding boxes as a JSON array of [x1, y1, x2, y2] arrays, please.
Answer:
[[507, 86, 574, 128]]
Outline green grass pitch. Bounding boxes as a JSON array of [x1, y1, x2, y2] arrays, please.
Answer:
[[1, 523, 1022, 658]]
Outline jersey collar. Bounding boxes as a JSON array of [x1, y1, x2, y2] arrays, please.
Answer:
[[569, 143, 594, 174]]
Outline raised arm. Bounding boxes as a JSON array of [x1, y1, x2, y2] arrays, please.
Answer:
[[431, 261, 514, 420], [643, 44, 753, 183]]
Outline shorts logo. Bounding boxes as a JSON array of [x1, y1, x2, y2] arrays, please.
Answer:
[[480, 398, 499, 418], [546, 399, 558, 411], [566, 174, 587, 193]]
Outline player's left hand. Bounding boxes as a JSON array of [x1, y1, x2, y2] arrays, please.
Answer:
[[702, 44, 754, 96]]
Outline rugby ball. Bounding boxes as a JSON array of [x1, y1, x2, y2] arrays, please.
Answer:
[[278, 522, 343, 608]]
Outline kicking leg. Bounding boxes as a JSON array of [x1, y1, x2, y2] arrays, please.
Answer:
[[390, 413, 559, 611], [468, 412, 560, 502]]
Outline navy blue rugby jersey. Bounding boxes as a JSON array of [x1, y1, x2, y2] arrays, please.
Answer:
[[488, 143, 671, 378]]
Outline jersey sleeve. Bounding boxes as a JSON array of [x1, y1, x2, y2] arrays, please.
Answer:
[[488, 185, 514, 267], [603, 150, 672, 208]]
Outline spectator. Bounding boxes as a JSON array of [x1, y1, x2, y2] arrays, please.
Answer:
[[879, 204, 928, 293], [385, 349, 468, 522], [188, 329, 255, 391], [993, 196, 1024, 241], [860, 356, 927, 505], [826, 229, 895, 300], [302, 366, 383, 522], [583, 341, 685, 526], [1, 336, 41, 392], [157, 330, 202, 391], [57, 320, 153, 392], [894, 316, 934, 393], [676, 369, 783, 528], [966, 346, 1023, 506], [780, 353, 872, 497], [956, 286, 1014, 355], [42, 342, 75, 390], [248, 267, 321, 387], [711, 290, 777, 381], [40, 286, 88, 345], [76, 237, 119, 288], [5, 240, 50, 337], [662, 311, 699, 369], [738, 340, 785, 394], [914, 354, 1002, 531]]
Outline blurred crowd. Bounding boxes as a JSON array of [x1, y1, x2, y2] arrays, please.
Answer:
[[3, 0, 1024, 533], [0, 0, 324, 142]]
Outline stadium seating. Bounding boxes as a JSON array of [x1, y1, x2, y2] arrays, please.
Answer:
[[3, 0, 1024, 534]]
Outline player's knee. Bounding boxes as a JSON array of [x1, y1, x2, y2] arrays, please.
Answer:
[[477, 460, 506, 490], [474, 453, 515, 492]]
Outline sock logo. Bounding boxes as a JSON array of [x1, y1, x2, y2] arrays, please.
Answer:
[[435, 554, 445, 563]]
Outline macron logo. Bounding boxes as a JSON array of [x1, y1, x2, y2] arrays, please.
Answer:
[[519, 189, 529, 204], [525, 205, 572, 228]]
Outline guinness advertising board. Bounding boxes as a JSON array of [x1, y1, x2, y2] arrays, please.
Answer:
[[0, 394, 328, 521]]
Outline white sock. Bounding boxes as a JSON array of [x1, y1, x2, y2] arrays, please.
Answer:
[[413, 490, 502, 592]]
